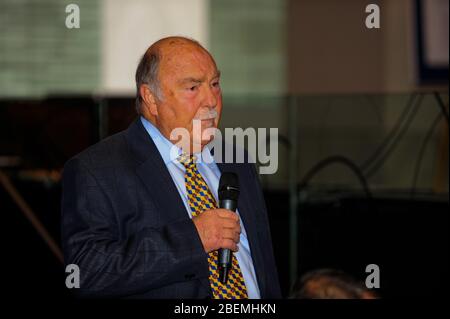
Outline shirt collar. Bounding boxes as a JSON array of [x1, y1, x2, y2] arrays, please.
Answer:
[[140, 116, 215, 166]]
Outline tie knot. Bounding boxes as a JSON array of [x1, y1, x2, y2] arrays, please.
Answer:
[[178, 153, 197, 170]]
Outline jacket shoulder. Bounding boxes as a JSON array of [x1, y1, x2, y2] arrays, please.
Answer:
[[64, 130, 129, 171]]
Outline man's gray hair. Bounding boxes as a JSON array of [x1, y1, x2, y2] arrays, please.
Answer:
[[135, 51, 162, 114]]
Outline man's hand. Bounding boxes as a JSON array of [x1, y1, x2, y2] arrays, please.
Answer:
[[192, 209, 241, 253]]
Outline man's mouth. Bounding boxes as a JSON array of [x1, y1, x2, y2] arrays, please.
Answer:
[[195, 109, 218, 121], [201, 118, 216, 129]]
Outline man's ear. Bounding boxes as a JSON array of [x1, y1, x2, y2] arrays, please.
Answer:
[[140, 84, 158, 116]]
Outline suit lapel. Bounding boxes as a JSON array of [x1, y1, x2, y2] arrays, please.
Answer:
[[125, 118, 190, 223]]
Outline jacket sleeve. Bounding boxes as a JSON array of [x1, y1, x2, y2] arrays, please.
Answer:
[[61, 157, 209, 298]]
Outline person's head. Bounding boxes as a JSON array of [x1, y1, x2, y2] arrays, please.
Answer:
[[135, 36, 222, 153], [290, 268, 378, 299]]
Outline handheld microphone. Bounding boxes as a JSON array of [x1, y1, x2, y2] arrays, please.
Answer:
[[218, 172, 240, 284]]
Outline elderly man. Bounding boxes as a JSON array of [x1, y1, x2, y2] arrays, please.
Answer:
[[61, 36, 281, 299]]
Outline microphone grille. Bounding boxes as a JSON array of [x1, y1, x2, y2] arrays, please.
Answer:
[[218, 172, 239, 201]]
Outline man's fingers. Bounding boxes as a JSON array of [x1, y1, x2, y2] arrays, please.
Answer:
[[222, 228, 240, 243], [194, 209, 241, 253], [220, 238, 239, 252], [217, 209, 239, 222], [222, 219, 241, 231]]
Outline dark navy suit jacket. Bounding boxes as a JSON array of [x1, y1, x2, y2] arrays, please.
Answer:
[[61, 118, 281, 298]]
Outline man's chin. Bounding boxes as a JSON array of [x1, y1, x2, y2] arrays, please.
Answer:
[[189, 137, 214, 153]]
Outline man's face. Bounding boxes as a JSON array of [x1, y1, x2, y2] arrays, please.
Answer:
[[153, 43, 222, 153]]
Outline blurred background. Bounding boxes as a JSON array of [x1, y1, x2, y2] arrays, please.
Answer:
[[0, 0, 448, 298]]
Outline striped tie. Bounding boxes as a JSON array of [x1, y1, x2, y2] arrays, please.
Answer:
[[178, 153, 248, 299]]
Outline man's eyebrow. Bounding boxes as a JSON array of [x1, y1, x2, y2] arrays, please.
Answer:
[[178, 77, 203, 85], [178, 71, 221, 85]]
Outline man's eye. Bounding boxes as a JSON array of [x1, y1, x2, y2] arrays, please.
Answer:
[[212, 82, 220, 87], [188, 85, 198, 91]]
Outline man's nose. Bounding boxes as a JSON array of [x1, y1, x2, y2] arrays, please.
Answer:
[[203, 86, 217, 109]]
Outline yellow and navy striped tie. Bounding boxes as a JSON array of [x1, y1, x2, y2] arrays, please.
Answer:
[[178, 153, 248, 299]]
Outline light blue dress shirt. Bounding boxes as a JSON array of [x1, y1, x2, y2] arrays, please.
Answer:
[[140, 116, 261, 299]]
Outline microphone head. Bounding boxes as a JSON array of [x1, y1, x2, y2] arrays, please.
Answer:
[[218, 172, 240, 201]]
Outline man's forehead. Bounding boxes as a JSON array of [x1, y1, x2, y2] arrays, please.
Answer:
[[161, 43, 214, 65], [160, 45, 218, 75]]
